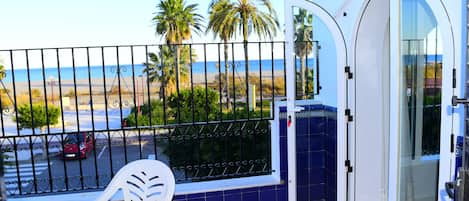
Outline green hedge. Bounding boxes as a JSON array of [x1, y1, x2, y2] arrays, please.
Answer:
[[125, 87, 222, 126], [168, 87, 219, 123], [125, 100, 164, 126], [14, 104, 60, 130]]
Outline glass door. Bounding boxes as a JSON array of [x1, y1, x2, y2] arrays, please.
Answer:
[[395, 0, 456, 200], [291, 6, 338, 201], [285, 1, 348, 201]]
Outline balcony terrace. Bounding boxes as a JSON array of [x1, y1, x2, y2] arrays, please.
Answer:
[[0, 41, 337, 201]]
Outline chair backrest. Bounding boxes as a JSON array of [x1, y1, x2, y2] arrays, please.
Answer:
[[96, 159, 175, 201]]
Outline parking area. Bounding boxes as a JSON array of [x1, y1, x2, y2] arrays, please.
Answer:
[[4, 136, 169, 196]]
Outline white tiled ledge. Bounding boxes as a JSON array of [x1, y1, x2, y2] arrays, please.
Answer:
[[175, 174, 282, 195], [9, 175, 282, 201]]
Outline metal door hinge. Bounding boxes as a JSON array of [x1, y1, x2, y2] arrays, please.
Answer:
[[345, 160, 353, 173], [345, 109, 353, 122], [450, 134, 454, 153], [345, 66, 353, 79], [452, 69, 456, 89]]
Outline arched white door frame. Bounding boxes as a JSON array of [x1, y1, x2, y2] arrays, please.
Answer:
[[427, 2, 457, 200], [388, 0, 456, 200], [350, 0, 390, 200], [284, 1, 348, 201]]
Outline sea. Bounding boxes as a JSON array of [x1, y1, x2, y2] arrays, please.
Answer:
[[2, 59, 290, 83]]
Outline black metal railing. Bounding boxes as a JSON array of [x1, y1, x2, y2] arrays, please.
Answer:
[[0, 41, 320, 196]]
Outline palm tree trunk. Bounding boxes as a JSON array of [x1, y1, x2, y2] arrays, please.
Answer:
[[224, 42, 231, 109], [0, 81, 13, 107], [300, 56, 306, 99], [174, 44, 181, 96], [159, 84, 165, 100], [243, 18, 249, 74], [242, 17, 250, 109]]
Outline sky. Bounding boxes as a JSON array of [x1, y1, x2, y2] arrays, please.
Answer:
[[0, 0, 440, 66], [0, 0, 295, 68], [0, 0, 287, 50]]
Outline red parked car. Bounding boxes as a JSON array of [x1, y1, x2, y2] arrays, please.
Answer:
[[61, 132, 94, 160]]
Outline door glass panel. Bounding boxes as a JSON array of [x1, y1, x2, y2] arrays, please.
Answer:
[[398, 1, 442, 200], [291, 7, 337, 201]]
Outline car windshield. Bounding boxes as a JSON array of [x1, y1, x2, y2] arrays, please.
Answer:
[[64, 134, 84, 145]]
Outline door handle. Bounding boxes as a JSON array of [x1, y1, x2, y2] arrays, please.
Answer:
[[445, 181, 455, 199], [294, 106, 305, 112], [452, 96, 469, 106]]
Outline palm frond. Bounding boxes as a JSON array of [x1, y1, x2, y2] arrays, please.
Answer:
[[207, 0, 279, 42], [153, 0, 205, 44]]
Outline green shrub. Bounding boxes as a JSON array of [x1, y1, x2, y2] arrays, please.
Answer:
[[222, 107, 271, 119], [14, 104, 60, 130], [125, 100, 164, 126], [168, 87, 220, 123], [126, 87, 221, 126]]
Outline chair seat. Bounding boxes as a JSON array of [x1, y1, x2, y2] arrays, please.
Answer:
[[95, 159, 175, 201]]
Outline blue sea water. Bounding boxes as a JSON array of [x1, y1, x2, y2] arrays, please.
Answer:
[[3, 59, 290, 83]]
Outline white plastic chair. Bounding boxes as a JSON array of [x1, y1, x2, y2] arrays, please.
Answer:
[[96, 159, 175, 201]]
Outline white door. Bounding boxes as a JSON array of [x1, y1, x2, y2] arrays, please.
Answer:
[[284, 1, 348, 201], [389, 0, 462, 201]]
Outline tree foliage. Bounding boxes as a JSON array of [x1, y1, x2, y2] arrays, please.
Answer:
[[0, 63, 5, 81], [0, 60, 12, 109], [209, 0, 279, 42], [124, 100, 164, 126], [168, 87, 220, 123], [14, 104, 60, 130], [294, 8, 314, 99], [294, 9, 313, 57], [149, 0, 203, 97], [207, 0, 279, 98], [153, 0, 204, 44], [207, 0, 238, 41], [143, 45, 193, 97], [126, 87, 220, 126], [207, 0, 237, 108]]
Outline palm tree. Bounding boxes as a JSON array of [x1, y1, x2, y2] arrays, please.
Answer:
[[152, 0, 204, 90], [154, 0, 204, 44], [0, 63, 5, 103], [207, 0, 238, 108], [208, 0, 279, 110], [143, 46, 192, 98], [229, 0, 279, 61], [0, 62, 12, 110], [294, 9, 313, 98], [0, 64, 5, 81]]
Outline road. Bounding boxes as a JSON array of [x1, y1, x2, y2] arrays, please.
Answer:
[[4, 139, 170, 196]]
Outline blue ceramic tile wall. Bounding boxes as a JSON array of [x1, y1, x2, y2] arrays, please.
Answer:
[[171, 104, 336, 201], [295, 105, 332, 201], [173, 186, 288, 201], [326, 110, 337, 201]]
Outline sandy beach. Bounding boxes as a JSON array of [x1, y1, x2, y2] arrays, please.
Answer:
[[1, 70, 285, 110]]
